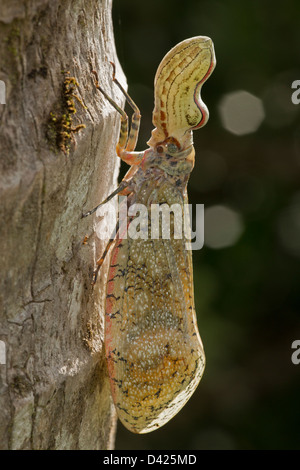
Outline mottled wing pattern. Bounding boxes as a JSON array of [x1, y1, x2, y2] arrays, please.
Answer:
[[105, 181, 205, 434]]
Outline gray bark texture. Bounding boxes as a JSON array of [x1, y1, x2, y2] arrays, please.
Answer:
[[0, 0, 125, 449]]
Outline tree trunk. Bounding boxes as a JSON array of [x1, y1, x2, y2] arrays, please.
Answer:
[[0, 0, 124, 450]]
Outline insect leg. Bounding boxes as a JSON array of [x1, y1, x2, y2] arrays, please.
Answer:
[[92, 219, 120, 285], [81, 180, 129, 219], [92, 70, 128, 152], [110, 62, 141, 152], [92, 67, 143, 166]]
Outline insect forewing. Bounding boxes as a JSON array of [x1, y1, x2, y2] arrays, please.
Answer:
[[105, 182, 205, 433]]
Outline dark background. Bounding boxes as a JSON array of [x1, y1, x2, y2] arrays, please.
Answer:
[[112, 0, 300, 450]]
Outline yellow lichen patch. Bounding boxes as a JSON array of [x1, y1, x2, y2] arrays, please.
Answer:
[[47, 72, 86, 155]]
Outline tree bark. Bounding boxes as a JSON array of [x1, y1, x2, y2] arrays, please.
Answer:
[[0, 0, 124, 450]]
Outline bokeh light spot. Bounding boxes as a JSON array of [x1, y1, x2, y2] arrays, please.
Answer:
[[218, 90, 265, 135], [205, 205, 244, 249]]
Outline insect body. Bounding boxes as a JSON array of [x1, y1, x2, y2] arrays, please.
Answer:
[[84, 36, 216, 433]]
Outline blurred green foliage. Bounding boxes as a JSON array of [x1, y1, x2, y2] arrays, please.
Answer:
[[112, 0, 300, 449]]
